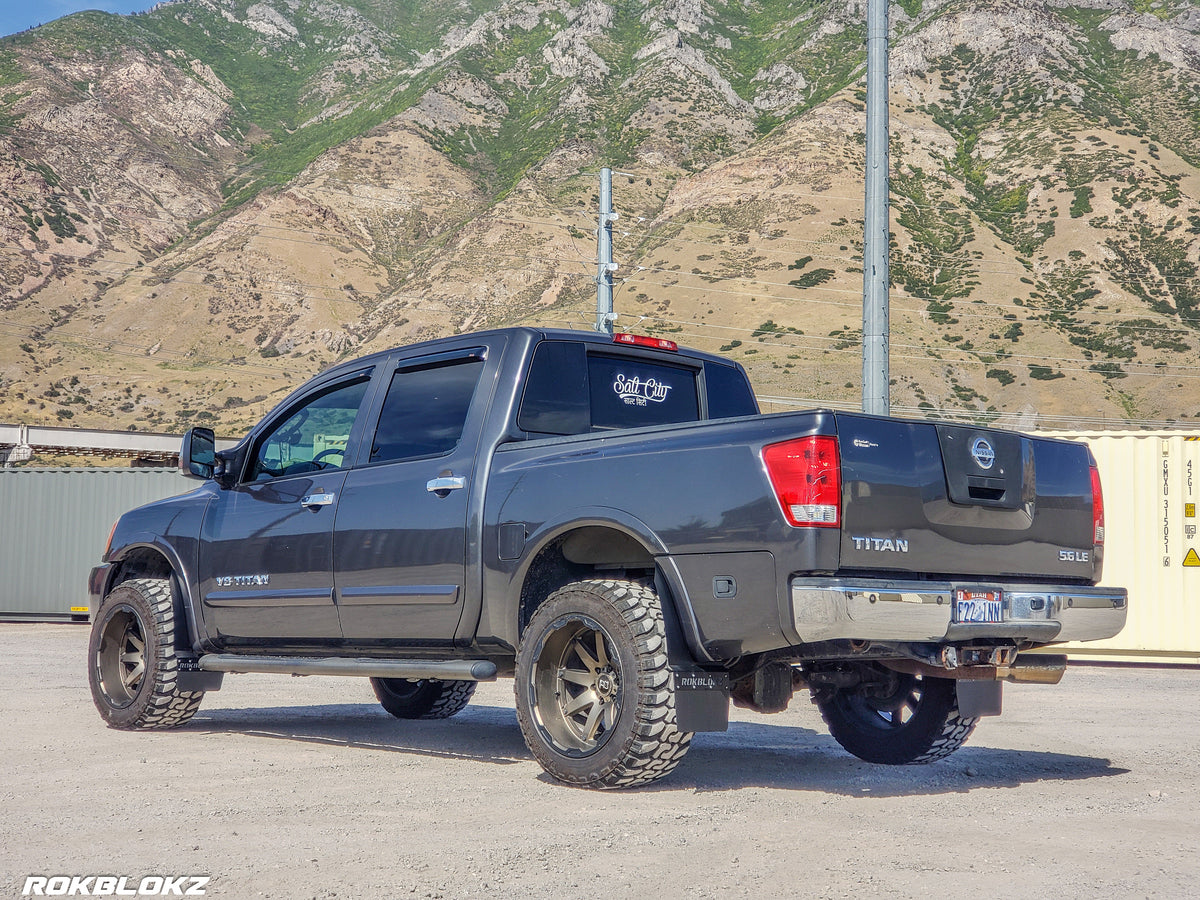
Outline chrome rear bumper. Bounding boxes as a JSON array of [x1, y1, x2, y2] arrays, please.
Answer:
[[790, 578, 1128, 645]]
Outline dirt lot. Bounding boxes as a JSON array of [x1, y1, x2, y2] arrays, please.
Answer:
[[3, 623, 1198, 900]]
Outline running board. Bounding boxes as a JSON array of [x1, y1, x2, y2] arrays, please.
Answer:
[[198, 655, 498, 681]]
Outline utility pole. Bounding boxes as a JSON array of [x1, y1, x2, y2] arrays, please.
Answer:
[[862, 0, 890, 416], [595, 167, 617, 334]]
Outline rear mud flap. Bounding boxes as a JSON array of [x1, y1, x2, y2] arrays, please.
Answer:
[[673, 668, 730, 732], [956, 679, 1003, 718]]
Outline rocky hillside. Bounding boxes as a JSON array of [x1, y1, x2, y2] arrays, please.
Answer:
[[0, 0, 1198, 438]]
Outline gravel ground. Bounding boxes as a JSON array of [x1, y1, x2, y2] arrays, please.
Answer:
[[3, 622, 1198, 900]]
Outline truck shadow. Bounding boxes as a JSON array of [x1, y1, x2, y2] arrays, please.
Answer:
[[668, 723, 1129, 796], [186, 702, 532, 767], [186, 703, 1128, 796]]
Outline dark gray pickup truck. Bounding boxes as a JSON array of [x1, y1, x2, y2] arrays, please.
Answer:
[[87, 327, 1127, 788]]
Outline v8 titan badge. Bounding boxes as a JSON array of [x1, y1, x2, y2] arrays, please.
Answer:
[[954, 589, 1004, 624]]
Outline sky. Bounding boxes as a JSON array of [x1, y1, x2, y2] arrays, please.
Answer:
[[0, 0, 157, 38]]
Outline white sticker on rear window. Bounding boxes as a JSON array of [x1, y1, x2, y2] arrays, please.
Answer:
[[613, 374, 672, 407]]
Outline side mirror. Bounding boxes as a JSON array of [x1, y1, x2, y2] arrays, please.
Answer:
[[180, 427, 216, 479]]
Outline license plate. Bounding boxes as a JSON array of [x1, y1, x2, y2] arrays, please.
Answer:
[[954, 589, 1004, 624]]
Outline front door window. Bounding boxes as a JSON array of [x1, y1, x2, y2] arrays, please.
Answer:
[[248, 377, 370, 482]]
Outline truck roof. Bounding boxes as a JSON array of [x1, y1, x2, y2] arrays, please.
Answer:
[[313, 326, 741, 381]]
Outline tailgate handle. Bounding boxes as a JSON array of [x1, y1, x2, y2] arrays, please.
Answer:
[[966, 476, 1006, 503]]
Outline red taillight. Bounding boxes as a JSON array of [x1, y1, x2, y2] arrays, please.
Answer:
[[1090, 463, 1105, 546], [763, 436, 841, 527], [613, 333, 678, 352]]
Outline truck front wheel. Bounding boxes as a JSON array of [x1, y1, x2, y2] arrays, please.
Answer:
[[88, 578, 204, 729], [815, 670, 978, 765], [515, 579, 692, 789], [369, 677, 476, 719]]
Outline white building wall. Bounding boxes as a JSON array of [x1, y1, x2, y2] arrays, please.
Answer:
[[1046, 431, 1200, 663]]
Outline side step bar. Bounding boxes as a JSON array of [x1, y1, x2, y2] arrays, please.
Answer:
[[198, 655, 498, 681]]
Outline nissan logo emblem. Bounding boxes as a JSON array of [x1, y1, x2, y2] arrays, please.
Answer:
[[971, 437, 996, 470]]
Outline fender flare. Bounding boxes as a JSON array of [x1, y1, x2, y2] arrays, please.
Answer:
[[104, 533, 208, 653], [508, 507, 713, 664]]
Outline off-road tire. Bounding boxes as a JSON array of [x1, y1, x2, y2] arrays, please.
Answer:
[[88, 578, 204, 729], [515, 579, 692, 789], [370, 678, 477, 720], [816, 672, 978, 765]]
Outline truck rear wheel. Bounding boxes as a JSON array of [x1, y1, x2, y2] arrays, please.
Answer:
[[815, 671, 978, 765], [88, 578, 204, 729], [369, 677, 476, 719], [515, 579, 692, 789]]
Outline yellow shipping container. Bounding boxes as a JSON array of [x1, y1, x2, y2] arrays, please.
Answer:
[[1045, 430, 1200, 664]]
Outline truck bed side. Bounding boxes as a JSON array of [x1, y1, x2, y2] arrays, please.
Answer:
[[478, 409, 1121, 662]]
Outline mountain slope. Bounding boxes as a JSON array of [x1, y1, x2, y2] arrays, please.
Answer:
[[0, 0, 1198, 438]]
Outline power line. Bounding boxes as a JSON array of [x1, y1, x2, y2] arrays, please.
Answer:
[[756, 394, 1195, 431], [4, 240, 1195, 362], [5, 246, 1192, 379], [616, 270, 1200, 345], [534, 305, 1200, 380], [3, 149, 1197, 385], [0, 322, 297, 380], [615, 220, 1198, 288]]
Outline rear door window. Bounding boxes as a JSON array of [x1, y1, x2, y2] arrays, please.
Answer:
[[517, 340, 588, 435], [368, 355, 485, 464]]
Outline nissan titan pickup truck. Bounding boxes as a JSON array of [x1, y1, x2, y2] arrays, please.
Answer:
[[87, 327, 1127, 788]]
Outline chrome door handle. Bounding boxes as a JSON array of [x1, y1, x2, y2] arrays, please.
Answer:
[[426, 476, 466, 493], [301, 491, 335, 508]]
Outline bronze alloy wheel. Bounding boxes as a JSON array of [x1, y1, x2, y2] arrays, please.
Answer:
[[528, 613, 623, 757], [94, 603, 148, 709], [87, 578, 205, 730], [514, 579, 693, 788]]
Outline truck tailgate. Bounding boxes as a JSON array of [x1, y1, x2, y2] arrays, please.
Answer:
[[835, 414, 1099, 581]]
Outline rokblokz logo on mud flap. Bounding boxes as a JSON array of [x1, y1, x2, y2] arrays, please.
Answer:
[[22, 876, 209, 896]]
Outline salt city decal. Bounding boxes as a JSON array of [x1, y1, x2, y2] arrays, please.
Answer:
[[971, 437, 996, 470], [612, 373, 672, 407], [851, 536, 910, 553]]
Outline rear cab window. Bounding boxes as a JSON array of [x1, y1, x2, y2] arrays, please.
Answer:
[[518, 340, 756, 437], [587, 354, 699, 430]]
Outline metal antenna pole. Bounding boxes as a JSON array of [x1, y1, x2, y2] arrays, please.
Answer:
[[862, 0, 890, 415], [595, 167, 616, 334]]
